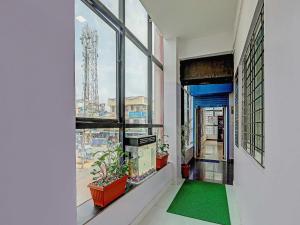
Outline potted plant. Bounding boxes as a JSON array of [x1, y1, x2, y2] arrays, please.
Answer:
[[181, 122, 190, 179], [88, 143, 129, 207], [156, 135, 169, 170]]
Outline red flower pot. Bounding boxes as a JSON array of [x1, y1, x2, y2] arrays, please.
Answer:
[[156, 154, 168, 170], [181, 164, 190, 179], [88, 175, 128, 207]]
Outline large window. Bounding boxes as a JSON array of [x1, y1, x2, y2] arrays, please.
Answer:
[[242, 5, 264, 166], [125, 0, 148, 47], [125, 38, 148, 124], [153, 63, 164, 124], [75, 0, 164, 208], [75, 0, 117, 119]]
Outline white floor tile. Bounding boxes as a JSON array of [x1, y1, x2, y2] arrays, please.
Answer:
[[226, 185, 242, 225]]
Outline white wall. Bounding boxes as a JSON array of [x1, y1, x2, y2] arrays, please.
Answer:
[[178, 32, 233, 60], [234, 0, 300, 225], [164, 38, 182, 181], [0, 1, 76, 225]]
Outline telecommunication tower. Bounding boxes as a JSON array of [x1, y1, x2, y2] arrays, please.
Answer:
[[80, 24, 99, 117]]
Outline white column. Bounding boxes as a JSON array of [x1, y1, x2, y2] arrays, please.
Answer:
[[164, 38, 182, 183]]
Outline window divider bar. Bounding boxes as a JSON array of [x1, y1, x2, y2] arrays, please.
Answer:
[[76, 122, 122, 129], [148, 15, 153, 135], [152, 56, 163, 70], [83, 0, 123, 32], [120, 25, 126, 152], [76, 118, 119, 123], [119, 0, 125, 23], [124, 124, 163, 128]]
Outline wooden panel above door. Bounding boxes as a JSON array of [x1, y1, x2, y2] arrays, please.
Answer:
[[180, 54, 234, 85]]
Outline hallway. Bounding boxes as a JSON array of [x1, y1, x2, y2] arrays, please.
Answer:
[[3, 0, 300, 225], [134, 180, 240, 225]]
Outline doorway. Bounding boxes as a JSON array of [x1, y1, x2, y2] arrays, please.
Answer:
[[191, 105, 233, 185], [195, 107, 225, 161]]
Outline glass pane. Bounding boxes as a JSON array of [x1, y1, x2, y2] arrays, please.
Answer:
[[246, 143, 251, 153], [255, 57, 263, 72], [255, 85, 262, 99], [255, 110, 263, 122], [125, 0, 148, 47], [255, 135, 262, 149], [76, 128, 119, 206], [255, 149, 262, 164], [153, 63, 163, 124], [255, 43, 263, 62], [125, 38, 148, 124], [125, 128, 148, 137], [255, 26, 263, 45], [75, 0, 117, 119], [100, 0, 119, 17], [255, 69, 263, 84], [255, 97, 263, 110], [255, 123, 262, 136], [152, 23, 164, 63]]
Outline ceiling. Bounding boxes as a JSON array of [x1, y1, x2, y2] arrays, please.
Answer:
[[140, 0, 239, 39]]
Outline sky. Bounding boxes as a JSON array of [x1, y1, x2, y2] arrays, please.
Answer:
[[75, 0, 148, 109]]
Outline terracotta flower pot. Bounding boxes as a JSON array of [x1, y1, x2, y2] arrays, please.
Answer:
[[88, 175, 128, 207], [156, 154, 168, 170], [181, 164, 190, 179]]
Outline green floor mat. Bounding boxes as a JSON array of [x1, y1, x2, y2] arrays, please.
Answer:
[[167, 180, 231, 225]]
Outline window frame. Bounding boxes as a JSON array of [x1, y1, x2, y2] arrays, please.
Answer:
[[241, 3, 264, 167], [152, 62, 164, 125], [75, 0, 165, 209], [234, 73, 239, 147], [152, 22, 164, 64], [76, 0, 164, 133], [75, 2, 119, 121]]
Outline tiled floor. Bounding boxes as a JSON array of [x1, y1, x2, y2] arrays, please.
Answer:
[[199, 140, 224, 161], [190, 138, 234, 186], [189, 160, 234, 185], [134, 180, 240, 225]]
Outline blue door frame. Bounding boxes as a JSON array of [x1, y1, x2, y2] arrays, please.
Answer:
[[189, 84, 233, 161]]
